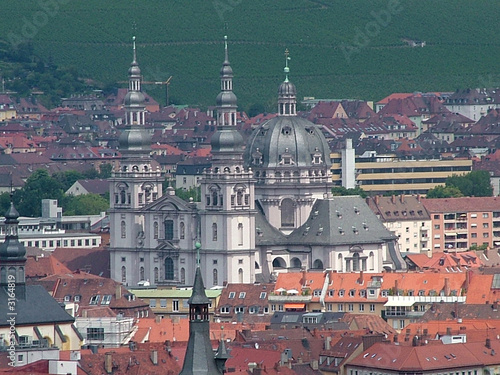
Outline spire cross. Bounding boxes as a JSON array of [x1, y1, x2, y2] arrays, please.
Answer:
[[284, 48, 290, 82]]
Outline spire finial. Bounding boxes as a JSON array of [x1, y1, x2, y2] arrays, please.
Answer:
[[284, 48, 290, 82], [132, 35, 137, 63], [195, 241, 201, 267]]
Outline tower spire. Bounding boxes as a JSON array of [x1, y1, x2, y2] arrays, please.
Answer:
[[284, 48, 290, 82], [132, 35, 137, 64]]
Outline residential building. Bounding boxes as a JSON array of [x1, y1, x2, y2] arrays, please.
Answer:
[[444, 88, 500, 121], [214, 283, 273, 322], [129, 287, 221, 318], [366, 194, 432, 254], [422, 197, 500, 251]]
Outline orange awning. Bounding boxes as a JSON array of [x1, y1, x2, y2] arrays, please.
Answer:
[[284, 303, 305, 309]]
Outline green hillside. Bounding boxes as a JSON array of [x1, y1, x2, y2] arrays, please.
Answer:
[[1, 0, 499, 111]]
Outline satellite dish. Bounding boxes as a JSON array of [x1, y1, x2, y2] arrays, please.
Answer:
[[255, 343, 259, 349]]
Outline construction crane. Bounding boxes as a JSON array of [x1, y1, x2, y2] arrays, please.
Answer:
[[141, 76, 173, 107], [118, 76, 173, 107]]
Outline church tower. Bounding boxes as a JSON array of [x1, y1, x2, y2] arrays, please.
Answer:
[[109, 37, 163, 286], [179, 251, 225, 375], [244, 50, 332, 234], [199, 36, 256, 285], [0, 195, 26, 298]]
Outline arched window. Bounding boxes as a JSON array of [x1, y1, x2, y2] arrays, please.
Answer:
[[121, 266, 126, 283], [212, 191, 218, 206], [238, 268, 243, 283], [213, 269, 218, 286], [291, 257, 302, 269], [237, 191, 243, 205], [154, 222, 158, 239], [180, 267, 185, 284], [180, 222, 185, 240], [352, 253, 360, 272], [164, 220, 174, 240], [154, 267, 159, 283], [121, 221, 126, 238], [369, 252, 375, 271], [338, 253, 343, 272], [165, 257, 174, 280], [238, 223, 243, 246], [120, 190, 126, 204], [313, 259, 324, 269], [272, 257, 286, 269], [212, 223, 218, 241], [140, 266, 145, 281], [281, 198, 295, 227]]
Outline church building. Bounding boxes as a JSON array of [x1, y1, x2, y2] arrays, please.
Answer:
[[108, 38, 406, 288]]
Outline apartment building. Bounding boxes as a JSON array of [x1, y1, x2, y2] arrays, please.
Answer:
[[422, 197, 500, 252]]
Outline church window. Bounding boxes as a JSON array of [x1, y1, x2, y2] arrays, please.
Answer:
[[206, 195, 210, 206], [352, 253, 360, 272], [238, 268, 244, 283], [128, 193, 131, 204], [213, 269, 218, 286], [115, 194, 119, 204], [212, 191, 218, 206], [165, 257, 174, 280], [338, 253, 343, 272], [121, 221, 126, 238], [120, 190, 126, 204], [212, 223, 218, 241], [231, 195, 235, 206], [138, 193, 143, 204], [237, 191, 243, 205], [140, 266, 145, 281], [165, 220, 174, 240], [180, 222, 185, 240], [180, 267, 185, 284], [275, 171, 282, 182], [281, 198, 295, 227], [291, 257, 302, 269], [369, 252, 375, 271], [154, 222, 158, 239], [244, 194, 249, 205], [238, 223, 243, 246], [154, 267, 159, 283]]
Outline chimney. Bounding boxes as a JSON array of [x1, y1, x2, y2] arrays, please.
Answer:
[[391, 195, 396, 204], [301, 269, 307, 286], [325, 336, 332, 350], [423, 328, 428, 337], [465, 270, 471, 290], [400, 194, 405, 203], [375, 195, 379, 205], [358, 271, 364, 285], [493, 301, 498, 312], [116, 285, 122, 300], [150, 349, 158, 365], [444, 277, 450, 296], [105, 352, 113, 374], [310, 360, 319, 370], [412, 335, 420, 347], [394, 279, 399, 295], [486, 338, 491, 349], [417, 194, 421, 202], [446, 327, 452, 336], [459, 326, 466, 334]]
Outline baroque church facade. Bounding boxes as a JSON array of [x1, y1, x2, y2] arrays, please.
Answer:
[[108, 38, 406, 288]]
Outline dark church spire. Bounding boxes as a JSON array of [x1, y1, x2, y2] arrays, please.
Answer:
[[179, 249, 225, 375]]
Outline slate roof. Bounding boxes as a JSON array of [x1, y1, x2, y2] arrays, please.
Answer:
[[51, 247, 110, 278], [0, 285, 74, 326], [286, 197, 396, 246], [366, 195, 430, 222]]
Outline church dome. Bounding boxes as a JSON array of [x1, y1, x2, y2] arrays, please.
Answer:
[[220, 63, 233, 77], [211, 128, 244, 152], [118, 127, 152, 151], [244, 116, 331, 169], [216, 91, 237, 107], [278, 80, 296, 96], [128, 62, 141, 77], [124, 91, 146, 107]]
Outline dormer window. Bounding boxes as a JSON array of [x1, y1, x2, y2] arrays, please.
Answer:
[[282, 126, 292, 135], [279, 148, 294, 165], [252, 148, 263, 165], [312, 148, 322, 164]]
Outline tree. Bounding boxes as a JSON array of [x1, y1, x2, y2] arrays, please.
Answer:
[[98, 163, 113, 179], [0, 192, 12, 214], [426, 185, 463, 198], [175, 187, 201, 202], [15, 169, 64, 217], [331, 186, 367, 198], [445, 170, 492, 197], [52, 170, 85, 191], [61, 194, 109, 215]]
